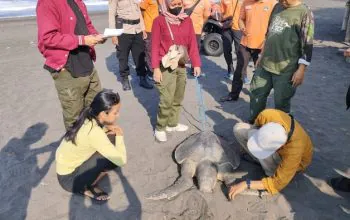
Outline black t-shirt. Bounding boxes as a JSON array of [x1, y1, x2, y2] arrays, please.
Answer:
[[64, 0, 94, 77]]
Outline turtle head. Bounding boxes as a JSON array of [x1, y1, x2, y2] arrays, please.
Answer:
[[196, 160, 218, 193]]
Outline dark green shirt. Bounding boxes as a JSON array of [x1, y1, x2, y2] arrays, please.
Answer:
[[260, 3, 314, 74]]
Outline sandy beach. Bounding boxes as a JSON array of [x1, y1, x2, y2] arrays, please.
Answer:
[[0, 0, 350, 219]]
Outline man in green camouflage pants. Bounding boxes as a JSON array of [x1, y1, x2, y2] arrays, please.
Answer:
[[249, 0, 314, 123]]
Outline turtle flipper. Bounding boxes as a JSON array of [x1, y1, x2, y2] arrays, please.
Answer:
[[145, 176, 194, 200], [145, 160, 196, 200]]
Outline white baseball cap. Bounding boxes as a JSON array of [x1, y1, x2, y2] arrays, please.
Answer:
[[247, 122, 288, 159]]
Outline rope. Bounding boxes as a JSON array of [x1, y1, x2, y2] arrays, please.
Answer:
[[195, 76, 208, 131]]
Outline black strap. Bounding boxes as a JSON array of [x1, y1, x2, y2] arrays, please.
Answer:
[[287, 114, 295, 141], [184, 0, 202, 16]]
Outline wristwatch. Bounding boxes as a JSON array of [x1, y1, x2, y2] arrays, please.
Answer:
[[246, 179, 251, 190]]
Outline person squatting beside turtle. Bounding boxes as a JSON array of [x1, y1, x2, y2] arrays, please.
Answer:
[[56, 90, 126, 202], [228, 109, 313, 198], [152, 0, 202, 142]]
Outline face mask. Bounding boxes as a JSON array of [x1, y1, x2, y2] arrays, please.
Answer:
[[169, 7, 183, 16]]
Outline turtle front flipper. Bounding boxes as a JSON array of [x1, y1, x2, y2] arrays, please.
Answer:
[[145, 160, 197, 200]]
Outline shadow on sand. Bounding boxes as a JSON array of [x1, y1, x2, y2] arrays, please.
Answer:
[[0, 123, 59, 219]]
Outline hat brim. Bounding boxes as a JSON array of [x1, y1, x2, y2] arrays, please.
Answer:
[[247, 134, 276, 160]]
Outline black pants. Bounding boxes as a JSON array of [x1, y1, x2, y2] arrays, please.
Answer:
[[57, 135, 117, 193], [144, 32, 153, 76], [222, 29, 242, 72], [117, 32, 146, 78], [230, 45, 261, 97]]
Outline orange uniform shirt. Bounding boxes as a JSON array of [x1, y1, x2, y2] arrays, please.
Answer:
[[240, 0, 276, 49], [221, 0, 241, 30], [184, 0, 211, 35], [140, 0, 159, 33]]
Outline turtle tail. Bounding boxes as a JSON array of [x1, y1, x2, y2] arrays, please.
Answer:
[[145, 176, 194, 200]]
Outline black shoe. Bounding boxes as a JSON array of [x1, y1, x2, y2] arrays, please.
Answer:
[[121, 77, 131, 91], [139, 76, 153, 89], [219, 94, 239, 102]]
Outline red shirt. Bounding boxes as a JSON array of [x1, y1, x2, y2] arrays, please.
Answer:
[[151, 16, 201, 69], [36, 0, 99, 71]]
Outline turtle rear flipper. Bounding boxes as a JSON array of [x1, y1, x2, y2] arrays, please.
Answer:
[[145, 160, 197, 200]]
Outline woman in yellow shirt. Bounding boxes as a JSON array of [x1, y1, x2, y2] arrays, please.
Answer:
[[56, 90, 127, 202]]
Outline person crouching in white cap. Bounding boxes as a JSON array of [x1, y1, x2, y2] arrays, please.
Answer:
[[228, 109, 313, 199]]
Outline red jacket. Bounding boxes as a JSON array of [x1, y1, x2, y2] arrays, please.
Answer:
[[36, 0, 99, 71], [151, 16, 201, 69]]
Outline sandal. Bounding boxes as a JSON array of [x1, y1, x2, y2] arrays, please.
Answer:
[[79, 185, 110, 202]]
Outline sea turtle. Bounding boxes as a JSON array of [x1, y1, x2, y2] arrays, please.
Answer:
[[146, 131, 241, 200]]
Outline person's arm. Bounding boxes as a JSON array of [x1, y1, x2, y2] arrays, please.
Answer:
[[36, 0, 81, 50], [291, 8, 314, 87], [238, 2, 246, 34], [108, 0, 118, 29], [151, 17, 163, 82], [188, 19, 201, 67], [89, 126, 127, 167], [151, 18, 162, 69]]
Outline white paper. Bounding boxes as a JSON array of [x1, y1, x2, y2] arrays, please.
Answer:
[[102, 28, 124, 38]]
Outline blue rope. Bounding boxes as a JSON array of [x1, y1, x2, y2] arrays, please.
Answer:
[[195, 76, 208, 131]]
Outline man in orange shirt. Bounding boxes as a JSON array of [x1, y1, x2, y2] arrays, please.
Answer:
[[221, 0, 242, 80], [140, 0, 160, 78], [221, 0, 276, 102]]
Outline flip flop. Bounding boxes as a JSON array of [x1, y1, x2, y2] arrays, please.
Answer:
[[79, 185, 110, 203]]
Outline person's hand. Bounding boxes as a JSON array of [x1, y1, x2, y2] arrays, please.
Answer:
[[96, 34, 107, 44], [228, 181, 248, 200], [112, 36, 119, 45], [193, 67, 201, 77], [255, 55, 262, 68], [291, 65, 306, 88], [106, 125, 124, 136], [153, 68, 162, 83], [344, 48, 350, 57], [84, 35, 101, 47], [143, 31, 148, 40]]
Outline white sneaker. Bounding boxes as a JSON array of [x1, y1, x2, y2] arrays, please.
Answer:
[[154, 130, 167, 142], [166, 124, 189, 132]]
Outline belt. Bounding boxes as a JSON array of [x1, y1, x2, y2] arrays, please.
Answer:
[[121, 18, 140, 25]]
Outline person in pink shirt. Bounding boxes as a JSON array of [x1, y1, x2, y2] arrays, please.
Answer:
[[152, 0, 201, 142]]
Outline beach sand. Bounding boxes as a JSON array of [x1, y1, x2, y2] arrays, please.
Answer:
[[0, 0, 350, 219]]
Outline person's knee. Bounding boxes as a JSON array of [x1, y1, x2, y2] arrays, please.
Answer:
[[233, 122, 250, 136]]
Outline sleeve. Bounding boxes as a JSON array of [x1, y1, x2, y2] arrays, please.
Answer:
[[108, 0, 118, 29], [139, 8, 146, 31], [265, 3, 279, 37], [298, 8, 314, 66], [89, 126, 127, 167], [188, 19, 201, 67], [151, 18, 162, 68], [261, 142, 303, 194], [139, 0, 149, 10], [36, 0, 80, 51]]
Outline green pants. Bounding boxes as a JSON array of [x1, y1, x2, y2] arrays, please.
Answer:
[[156, 67, 187, 131], [249, 68, 296, 122], [51, 68, 101, 129]]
